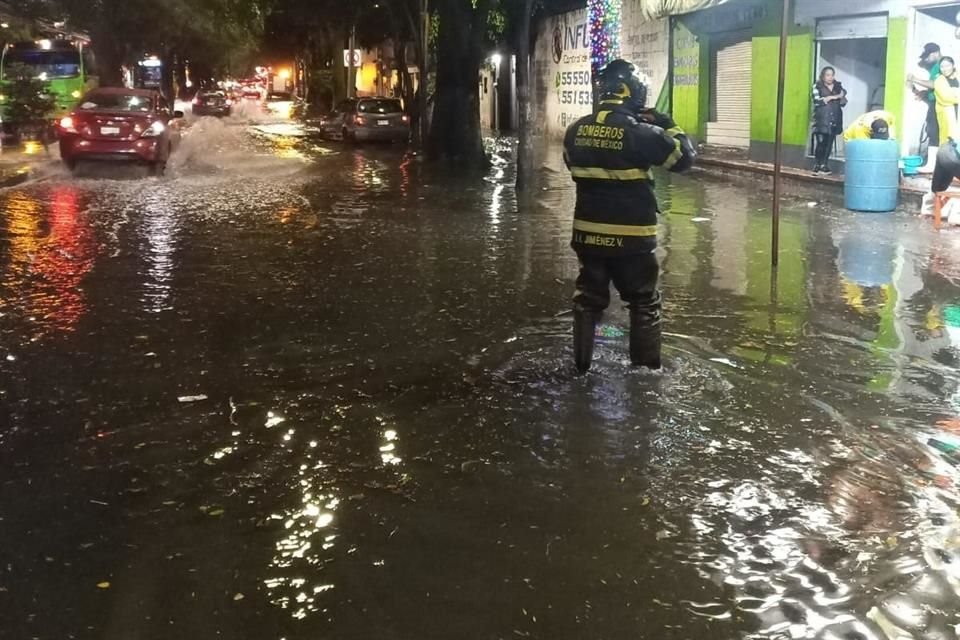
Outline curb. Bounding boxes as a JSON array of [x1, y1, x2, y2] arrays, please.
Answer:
[[695, 156, 925, 209]]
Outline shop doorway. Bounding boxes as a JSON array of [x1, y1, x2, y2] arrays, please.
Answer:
[[909, 4, 960, 156], [812, 14, 888, 160], [705, 29, 752, 148]]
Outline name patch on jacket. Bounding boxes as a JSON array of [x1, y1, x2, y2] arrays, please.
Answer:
[[575, 232, 624, 247], [574, 124, 625, 150]]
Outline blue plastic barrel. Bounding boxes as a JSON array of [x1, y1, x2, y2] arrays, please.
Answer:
[[844, 139, 900, 212]]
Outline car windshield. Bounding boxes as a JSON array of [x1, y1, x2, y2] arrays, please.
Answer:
[[78, 93, 153, 112], [358, 99, 402, 114], [4, 48, 81, 79], [267, 92, 292, 101]]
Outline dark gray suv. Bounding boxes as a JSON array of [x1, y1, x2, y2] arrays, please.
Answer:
[[320, 97, 410, 143]]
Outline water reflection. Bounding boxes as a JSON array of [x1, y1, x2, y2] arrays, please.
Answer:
[[652, 189, 960, 636], [265, 441, 341, 621], [378, 417, 401, 467], [13, 144, 960, 637], [140, 191, 179, 313], [1, 186, 96, 337], [351, 151, 386, 192]]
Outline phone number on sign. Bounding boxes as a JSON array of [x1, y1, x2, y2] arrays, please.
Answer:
[[559, 90, 592, 106], [555, 70, 591, 87]]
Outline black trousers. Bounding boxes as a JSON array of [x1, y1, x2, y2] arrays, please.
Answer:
[[814, 133, 835, 166], [927, 101, 940, 148], [932, 142, 960, 193], [574, 251, 660, 313]]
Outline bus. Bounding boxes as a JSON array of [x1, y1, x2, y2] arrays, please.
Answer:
[[0, 39, 99, 121], [135, 55, 163, 91]]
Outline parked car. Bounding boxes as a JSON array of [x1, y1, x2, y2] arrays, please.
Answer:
[[192, 90, 232, 117], [263, 91, 296, 118], [57, 87, 183, 175], [320, 97, 409, 143]]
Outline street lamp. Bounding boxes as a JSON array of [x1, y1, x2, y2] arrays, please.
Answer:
[[490, 54, 502, 132]]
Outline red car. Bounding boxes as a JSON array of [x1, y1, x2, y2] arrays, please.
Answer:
[[58, 87, 183, 175]]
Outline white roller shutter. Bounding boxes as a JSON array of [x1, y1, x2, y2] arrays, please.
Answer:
[[816, 15, 888, 40], [706, 38, 752, 148]]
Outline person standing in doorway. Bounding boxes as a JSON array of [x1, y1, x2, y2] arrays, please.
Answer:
[[936, 56, 960, 147], [811, 66, 847, 175], [908, 42, 942, 174]]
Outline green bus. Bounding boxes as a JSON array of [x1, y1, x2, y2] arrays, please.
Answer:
[[0, 39, 99, 123]]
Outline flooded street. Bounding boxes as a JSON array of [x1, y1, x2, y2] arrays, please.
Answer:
[[3, 118, 960, 640]]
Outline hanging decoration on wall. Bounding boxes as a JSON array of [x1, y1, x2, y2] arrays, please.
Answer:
[[588, 0, 622, 75]]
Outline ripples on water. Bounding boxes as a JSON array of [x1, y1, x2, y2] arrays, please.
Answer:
[[2, 122, 960, 638]]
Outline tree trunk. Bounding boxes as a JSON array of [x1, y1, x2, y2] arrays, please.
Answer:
[[91, 27, 124, 86], [515, 0, 535, 190], [386, 3, 419, 146], [427, 0, 487, 168], [161, 48, 176, 102], [402, 0, 430, 148], [328, 26, 347, 105], [396, 40, 415, 118]]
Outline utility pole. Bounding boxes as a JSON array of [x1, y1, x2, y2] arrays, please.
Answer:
[[771, 0, 791, 269]]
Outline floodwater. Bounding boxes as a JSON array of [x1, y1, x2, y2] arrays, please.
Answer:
[[2, 117, 960, 640]]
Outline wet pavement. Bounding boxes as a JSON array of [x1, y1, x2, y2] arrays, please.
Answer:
[[2, 115, 960, 640]]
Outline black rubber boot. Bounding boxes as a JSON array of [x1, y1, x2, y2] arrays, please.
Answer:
[[573, 309, 598, 374], [630, 305, 661, 370]]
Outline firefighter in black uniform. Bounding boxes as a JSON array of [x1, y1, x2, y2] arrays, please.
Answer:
[[564, 59, 695, 373]]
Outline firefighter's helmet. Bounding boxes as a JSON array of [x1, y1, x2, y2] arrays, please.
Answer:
[[596, 59, 648, 112]]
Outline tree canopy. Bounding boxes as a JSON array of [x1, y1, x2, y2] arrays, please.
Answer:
[[23, 0, 271, 80]]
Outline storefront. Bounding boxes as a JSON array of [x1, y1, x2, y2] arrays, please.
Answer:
[[905, 2, 960, 155], [671, 0, 769, 149], [529, 0, 947, 165], [812, 14, 889, 159], [532, 2, 670, 139], [706, 30, 753, 147]]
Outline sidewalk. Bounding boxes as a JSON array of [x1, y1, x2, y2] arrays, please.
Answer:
[[0, 142, 59, 188], [695, 145, 928, 210]]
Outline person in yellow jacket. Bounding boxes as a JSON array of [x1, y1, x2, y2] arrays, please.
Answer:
[[843, 110, 896, 141], [935, 56, 960, 145]]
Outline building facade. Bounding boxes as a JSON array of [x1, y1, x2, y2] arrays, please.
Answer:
[[532, 0, 960, 170]]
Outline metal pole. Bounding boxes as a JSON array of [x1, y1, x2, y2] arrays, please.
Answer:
[[771, 0, 791, 269]]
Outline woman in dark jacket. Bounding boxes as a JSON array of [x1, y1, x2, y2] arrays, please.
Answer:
[[812, 66, 847, 175]]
